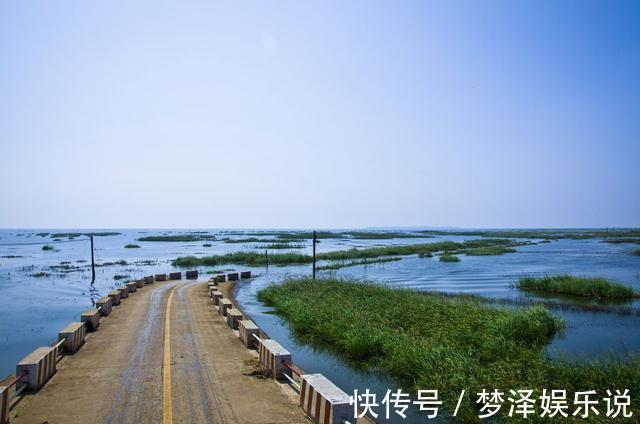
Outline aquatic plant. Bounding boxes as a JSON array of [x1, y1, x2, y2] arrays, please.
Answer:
[[30, 272, 51, 278], [172, 251, 311, 267], [516, 275, 638, 299], [42, 245, 54, 251], [464, 246, 516, 255], [50, 232, 121, 238], [203, 243, 212, 247], [255, 243, 305, 249], [255, 278, 640, 422], [439, 254, 460, 262], [138, 235, 215, 242], [317, 257, 402, 270], [124, 244, 140, 248], [113, 274, 130, 280]]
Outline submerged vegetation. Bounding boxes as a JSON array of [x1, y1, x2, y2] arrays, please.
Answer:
[[124, 244, 140, 248], [317, 257, 402, 270], [516, 275, 638, 299], [138, 234, 215, 242], [258, 278, 639, 421]]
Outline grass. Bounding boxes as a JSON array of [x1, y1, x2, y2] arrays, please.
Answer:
[[317, 257, 402, 270], [124, 244, 140, 248], [419, 228, 640, 241], [172, 251, 311, 267], [113, 274, 130, 280], [439, 254, 460, 262], [464, 246, 516, 255], [258, 278, 640, 422], [203, 243, 212, 247], [30, 272, 51, 278], [223, 237, 285, 243], [516, 275, 638, 299], [42, 245, 54, 251], [172, 239, 520, 267], [50, 232, 120, 238], [138, 235, 215, 242], [634, 248, 640, 256], [256, 243, 305, 249]]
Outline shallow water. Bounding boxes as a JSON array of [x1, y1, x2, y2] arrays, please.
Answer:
[[1, 229, 639, 422]]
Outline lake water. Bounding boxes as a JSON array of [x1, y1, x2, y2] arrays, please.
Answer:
[[1, 229, 639, 423]]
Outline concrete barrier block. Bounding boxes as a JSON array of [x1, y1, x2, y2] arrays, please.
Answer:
[[96, 296, 112, 316], [212, 291, 223, 305], [126, 282, 137, 293], [155, 273, 167, 282], [58, 322, 86, 354], [239, 320, 260, 349], [16, 346, 57, 390], [214, 274, 226, 283], [258, 339, 291, 378], [240, 271, 251, 279], [169, 272, 182, 280], [226, 309, 243, 329], [186, 270, 198, 279], [144, 275, 154, 284], [136, 279, 144, 288], [227, 272, 239, 281], [81, 308, 100, 331], [118, 286, 129, 299], [208, 286, 218, 298], [300, 373, 354, 424], [1, 385, 9, 424], [108, 290, 121, 306], [218, 299, 232, 316]]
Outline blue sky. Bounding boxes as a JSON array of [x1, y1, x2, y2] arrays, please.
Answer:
[[1, 1, 638, 228]]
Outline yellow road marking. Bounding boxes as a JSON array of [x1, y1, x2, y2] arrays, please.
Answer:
[[163, 285, 179, 424]]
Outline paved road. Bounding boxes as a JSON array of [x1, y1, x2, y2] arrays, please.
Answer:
[[11, 280, 309, 424]]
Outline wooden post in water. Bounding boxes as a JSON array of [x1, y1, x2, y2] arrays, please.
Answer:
[[265, 249, 269, 268], [90, 235, 96, 284], [312, 231, 316, 280]]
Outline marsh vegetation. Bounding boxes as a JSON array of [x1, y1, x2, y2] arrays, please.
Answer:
[[138, 235, 215, 242], [258, 278, 640, 422], [516, 275, 638, 299]]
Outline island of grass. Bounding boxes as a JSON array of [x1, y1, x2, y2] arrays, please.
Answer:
[[317, 257, 402, 270], [258, 278, 640, 421], [516, 275, 638, 299], [172, 238, 521, 267], [138, 234, 215, 242], [465, 246, 516, 255], [42, 245, 54, 251], [50, 232, 121, 238], [439, 253, 460, 262], [124, 244, 140, 248], [256, 243, 306, 250]]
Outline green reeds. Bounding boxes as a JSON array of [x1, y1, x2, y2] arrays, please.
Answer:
[[138, 235, 215, 242], [172, 251, 311, 267], [317, 257, 402, 270], [516, 275, 638, 299], [439, 254, 460, 262], [124, 244, 140, 248]]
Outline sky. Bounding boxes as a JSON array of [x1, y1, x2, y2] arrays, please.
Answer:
[[1, 1, 639, 229]]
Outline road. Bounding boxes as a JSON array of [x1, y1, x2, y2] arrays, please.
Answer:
[[11, 280, 310, 424]]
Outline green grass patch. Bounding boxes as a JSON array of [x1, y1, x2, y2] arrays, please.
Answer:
[[256, 243, 305, 249], [138, 235, 215, 242], [30, 272, 50, 278], [464, 246, 516, 256], [223, 237, 284, 243], [42, 245, 54, 251], [516, 275, 638, 299], [203, 243, 212, 247], [172, 251, 311, 267], [317, 257, 402, 270], [439, 254, 460, 262], [50, 232, 120, 238], [258, 278, 640, 421], [124, 244, 140, 248], [113, 274, 130, 281]]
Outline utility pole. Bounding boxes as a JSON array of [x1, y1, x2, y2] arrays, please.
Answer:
[[312, 230, 316, 280], [90, 235, 96, 284], [265, 249, 269, 269]]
